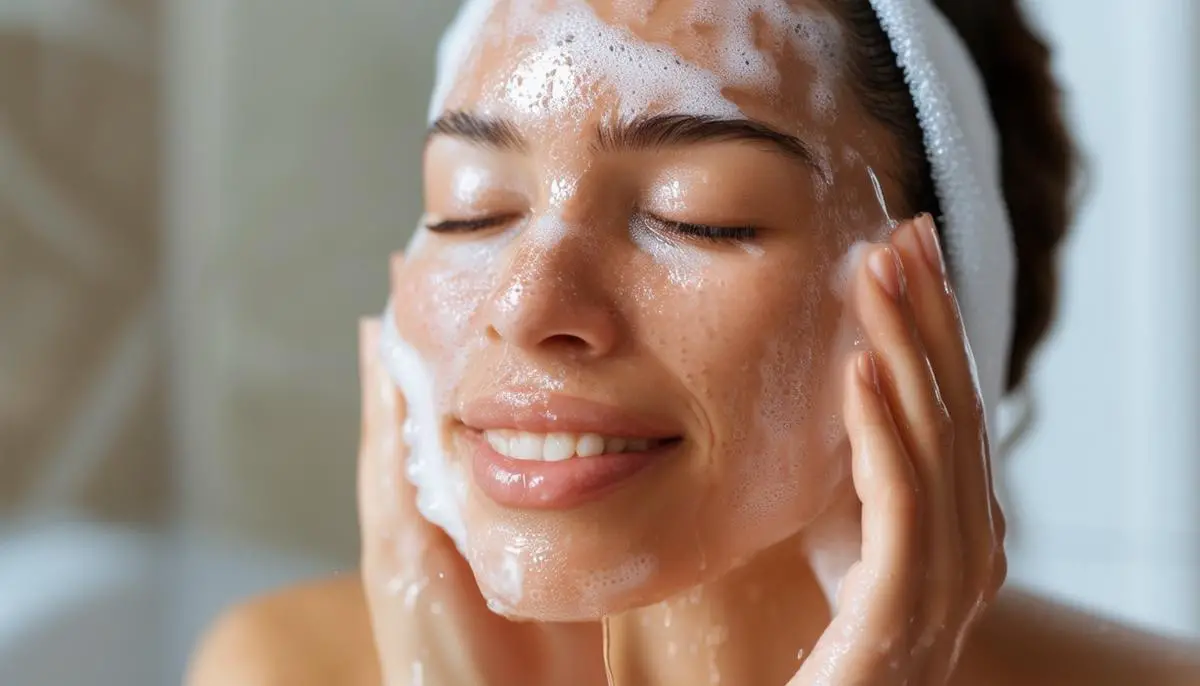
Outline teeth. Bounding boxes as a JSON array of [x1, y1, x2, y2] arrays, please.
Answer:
[[543, 433, 576, 462], [483, 430, 666, 462], [485, 431, 508, 455], [510, 432, 543, 460], [576, 434, 605, 458]]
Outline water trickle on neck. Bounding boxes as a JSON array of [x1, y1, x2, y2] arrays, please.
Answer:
[[603, 615, 617, 685]]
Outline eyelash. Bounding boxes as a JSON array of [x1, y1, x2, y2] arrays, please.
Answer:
[[424, 215, 517, 233], [424, 214, 759, 242], [645, 215, 758, 242]]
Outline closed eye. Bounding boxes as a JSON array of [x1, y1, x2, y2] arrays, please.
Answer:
[[425, 213, 759, 243], [424, 214, 521, 233], [646, 215, 758, 242]]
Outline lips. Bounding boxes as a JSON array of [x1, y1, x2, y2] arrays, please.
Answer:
[[459, 392, 683, 510]]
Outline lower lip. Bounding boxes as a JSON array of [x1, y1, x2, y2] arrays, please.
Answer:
[[469, 434, 676, 510]]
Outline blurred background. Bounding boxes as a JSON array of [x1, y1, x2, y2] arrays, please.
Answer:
[[0, 0, 1196, 684]]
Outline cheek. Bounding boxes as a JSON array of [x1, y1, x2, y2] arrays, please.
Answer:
[[394, 239, 502, 371], [663, 261, 834, 437], [673, 260, 849, 548]]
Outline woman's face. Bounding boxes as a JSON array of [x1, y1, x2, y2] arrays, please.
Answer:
[[390, 0, 899, 621]]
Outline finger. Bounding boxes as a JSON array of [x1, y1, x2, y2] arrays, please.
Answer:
[[858, 242, 962, 620], [893, 217, 1003, 595], [847, 352, 922, 589], [791, 352, 922, 685], [358, 317, 411, 546], [889, 216, 975, 413], [358, 323, 428, 679], [858, 241, 953, 465]]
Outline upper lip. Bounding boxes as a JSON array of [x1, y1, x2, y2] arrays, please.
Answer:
[[458, 390, 682, 438]]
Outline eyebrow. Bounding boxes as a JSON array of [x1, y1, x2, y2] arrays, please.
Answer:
[[428, 110, 820, 171], [595, 113, 820, 170], [428, 111, 528, 151]]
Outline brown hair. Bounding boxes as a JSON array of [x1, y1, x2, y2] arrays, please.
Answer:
[[835, 0, 1078, 391]]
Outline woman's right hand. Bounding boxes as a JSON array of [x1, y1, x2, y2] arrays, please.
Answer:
[[356, 314, 607, 686]]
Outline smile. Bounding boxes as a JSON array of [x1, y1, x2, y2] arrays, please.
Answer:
[[483, 430, 673, 462], [458, 392, 684, 509]]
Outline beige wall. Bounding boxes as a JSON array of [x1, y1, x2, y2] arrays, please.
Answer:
[[0, 0, 165, 525], [1, 0, 458, 565], [173, 0, 457, 562]]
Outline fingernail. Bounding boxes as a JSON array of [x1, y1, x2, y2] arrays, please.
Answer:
[[868, 245, 904, 300], [858, 351, 880, 393], [916, 213, 946, 277]]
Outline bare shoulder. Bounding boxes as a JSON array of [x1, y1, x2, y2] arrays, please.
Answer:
[[957, 587, 1200, 686], [185, 575, 379, 686]]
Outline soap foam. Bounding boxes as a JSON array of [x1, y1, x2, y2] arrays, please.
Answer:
[[685, 0, 843, 89], [502, 1, 744, 122], [432, 0, 845, 129], [581, 553, 659, 608], [481, 545, 526, 612], [380, 306, 469, 552], [429, 0, 498, 123]]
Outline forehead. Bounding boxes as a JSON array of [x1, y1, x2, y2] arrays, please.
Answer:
[[432, 0, 848, 138]]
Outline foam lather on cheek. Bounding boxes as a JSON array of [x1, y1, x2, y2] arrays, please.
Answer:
[[379, 304, 469, 553]]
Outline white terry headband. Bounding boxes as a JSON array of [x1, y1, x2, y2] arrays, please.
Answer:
[[420, 0, 1016, 433], [868, 0, 1016, 431]]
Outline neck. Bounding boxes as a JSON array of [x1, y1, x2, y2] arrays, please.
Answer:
[[604, 532, 834, 685]]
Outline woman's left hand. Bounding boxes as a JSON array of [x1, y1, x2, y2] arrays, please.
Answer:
[[791, 215, 1008, 686]]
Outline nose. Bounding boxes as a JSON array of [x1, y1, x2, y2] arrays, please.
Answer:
[[483, 227, 621, 359]]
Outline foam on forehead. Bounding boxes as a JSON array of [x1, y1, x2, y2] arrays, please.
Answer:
[[429, 0, 844, 124]]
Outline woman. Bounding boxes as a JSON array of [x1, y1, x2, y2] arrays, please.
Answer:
[[189, 0, 1200, 684]]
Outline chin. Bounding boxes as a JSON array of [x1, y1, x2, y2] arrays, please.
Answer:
[[441, 413, 840, 621], [470, 539, 716, 622], [458, 480, 807, 622], [457, 488, 712, 621]]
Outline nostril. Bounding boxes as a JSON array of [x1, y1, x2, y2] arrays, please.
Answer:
[[542, 333, 592, 352]]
